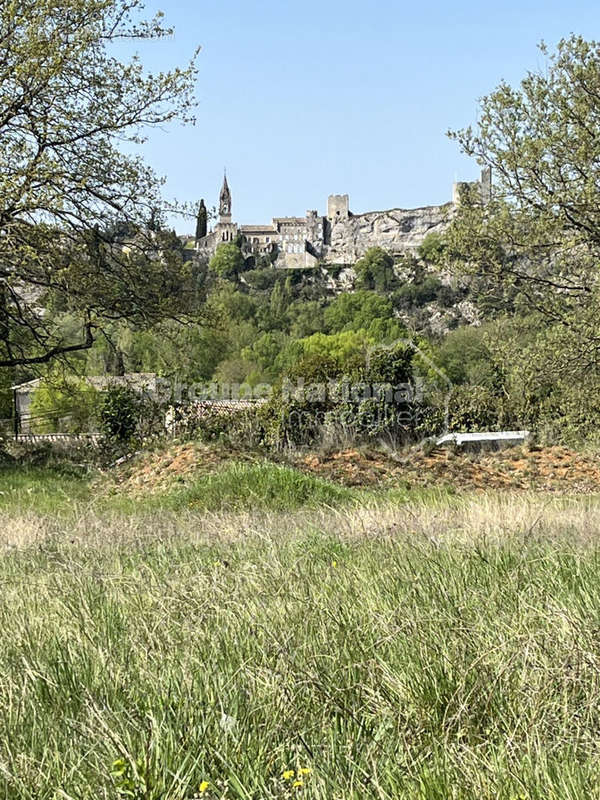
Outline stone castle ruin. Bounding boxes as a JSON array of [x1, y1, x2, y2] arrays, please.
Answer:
[[195, 168, 491, 268]]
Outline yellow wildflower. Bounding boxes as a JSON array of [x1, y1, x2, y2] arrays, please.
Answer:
[[332, 561, 337, 568], [282, 770, 295, 780], [293, 780, 304, 788], [199, 781, 210, 794], [298, 768, 312, 775]]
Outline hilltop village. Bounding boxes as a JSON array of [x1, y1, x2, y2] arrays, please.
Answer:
[[191, 168, 492, 268]]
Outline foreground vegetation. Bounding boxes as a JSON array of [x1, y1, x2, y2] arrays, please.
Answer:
[[1, 462, 600, 799], [4, 10, 600, 798]]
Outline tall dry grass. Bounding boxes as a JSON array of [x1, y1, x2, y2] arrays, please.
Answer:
[[1, 494, 600, 798]]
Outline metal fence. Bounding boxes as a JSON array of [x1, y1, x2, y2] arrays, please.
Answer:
[[10, 432, 103, 445], [0, 397, 269, 446]]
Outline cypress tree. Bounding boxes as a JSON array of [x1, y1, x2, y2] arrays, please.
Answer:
[[195, 199, 208, 242]]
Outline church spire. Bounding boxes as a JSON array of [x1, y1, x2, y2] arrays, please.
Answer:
[[219, 170, 232, 222]]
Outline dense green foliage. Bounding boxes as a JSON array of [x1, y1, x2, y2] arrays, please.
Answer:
[[209, 243, 246, 279], [354, 247, 397, 292], [100, 386, 142, 442], [0, 0, 199, 368], [447, 35, 600, 361], [29, 225, 597, 447]]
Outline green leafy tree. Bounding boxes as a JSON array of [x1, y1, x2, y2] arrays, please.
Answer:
[[447, 35, 600, 361], [280, 330, 375, 380], [212, 358, 258, 386], [100, 385, 140, 442], [0, 0, 199, 369], [392, 276, 443, 310], [209, 243, 245, 280], [243, 268, 279, 291], [269, 280, 291, 325], [286, 300, 326, 338], [241, 332, 290, 381], [365, 341, 414, 385], [324, 291, 393, 334], [418, 232, 447, 264], [354, 248, 396, 293], [207, 282, 257, 323], [434, 325, 498, 388], [127, 323, 229, 384]]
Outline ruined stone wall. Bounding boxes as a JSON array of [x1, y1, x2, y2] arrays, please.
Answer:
[[322, 203, 452, 265]]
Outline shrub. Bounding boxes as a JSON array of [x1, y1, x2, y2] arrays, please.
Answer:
[[242, 268, 279, 291], [392, 276, 442, 310], [100, 386, 140, 442], [354, 247, 396, 292], [261, 341, 421, 449], [446, 385, 511, 433], [418, 231, 447, 264]]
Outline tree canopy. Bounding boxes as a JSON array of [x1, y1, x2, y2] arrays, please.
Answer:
[[354, 247, 396, 293], [0, 0, 199, 368], [209, 243, 245, 280], [446, 35, 600, 360]]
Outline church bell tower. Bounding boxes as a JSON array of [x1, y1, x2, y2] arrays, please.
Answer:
[[219, 172, 232, 224], [215, 171, 237, 243]]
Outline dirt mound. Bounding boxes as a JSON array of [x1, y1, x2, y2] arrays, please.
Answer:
[[298, 450, 398, 487], [108, 441, 600, 496], [110, 442, 257, 494], [295, 445, 600, 493]]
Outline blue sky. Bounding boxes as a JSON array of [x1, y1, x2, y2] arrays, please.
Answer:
[[129, 0, 600, 232]]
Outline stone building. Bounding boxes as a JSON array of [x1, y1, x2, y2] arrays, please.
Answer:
[[195, 169, 490, 268]]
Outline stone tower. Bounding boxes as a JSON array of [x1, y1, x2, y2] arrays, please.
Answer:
[[480, 166, 492, 205], [327, 194, 350, 223], [453, 167, 492, 206], [215, 172, 238, 243], [219, 172, 232, 224]]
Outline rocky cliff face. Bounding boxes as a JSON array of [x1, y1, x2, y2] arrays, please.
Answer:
[[323, 203, 452, 265]]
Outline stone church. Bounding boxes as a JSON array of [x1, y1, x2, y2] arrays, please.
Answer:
[[195, 169, 491, 268]]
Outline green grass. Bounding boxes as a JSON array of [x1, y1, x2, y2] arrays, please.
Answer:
[[164, 462, 356, 512], [0, 461, 356, 517], [4, 462, 600, 798], [0, 461, 458, 519], [1, 494, 600, 798], [0, 465, 91, 514]]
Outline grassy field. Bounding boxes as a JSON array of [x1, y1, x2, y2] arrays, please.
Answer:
[[2, 464, 600, 798]]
